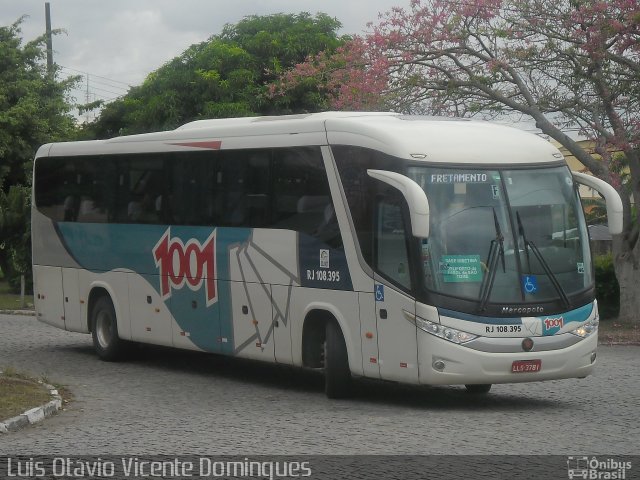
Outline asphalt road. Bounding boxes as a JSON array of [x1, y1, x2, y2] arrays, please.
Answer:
[[0, 313, 638, 455]]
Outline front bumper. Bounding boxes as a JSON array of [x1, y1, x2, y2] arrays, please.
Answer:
[[417, 329, 597, 385]]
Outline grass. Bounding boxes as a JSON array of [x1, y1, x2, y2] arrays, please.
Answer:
[[0, 368, 52, 420], [598, 318, 640, 345], [0, 279, 33, 310]]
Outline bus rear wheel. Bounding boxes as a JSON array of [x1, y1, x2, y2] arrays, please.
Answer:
[[91, 296, 126, 361], [465, 384, 492, 394], [324, 320, 351, 399]]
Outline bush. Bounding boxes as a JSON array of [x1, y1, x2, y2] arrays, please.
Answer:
[[0, 185, 33, 295], [594, 254, 619, 319]]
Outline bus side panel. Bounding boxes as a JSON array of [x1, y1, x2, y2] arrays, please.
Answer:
[[272, 284, 294, 364], [229, 238, 275, 362], [31, 209, 81, 269], [128, 273, 173, 347], [226, 229, 298, 363], [169, 280, 215, 352], [358, 292, 380, 379], [228, 280, 276, 362], [33, 265, 66, 330], [61, 267, 82, 332]]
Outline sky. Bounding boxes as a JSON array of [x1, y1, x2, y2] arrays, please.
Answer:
[[0, 0, 406, 119]]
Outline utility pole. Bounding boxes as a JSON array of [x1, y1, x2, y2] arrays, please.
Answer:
[[45, 2, 53, 76], [85, 73, 91, 123]]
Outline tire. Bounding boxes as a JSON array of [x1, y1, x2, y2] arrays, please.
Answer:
[[465, 384, 492, 394], [91, 296, 126, 361], [324, 320, 351, 398]]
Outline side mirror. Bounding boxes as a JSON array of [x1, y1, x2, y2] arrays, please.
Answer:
[[572, 172, 623, 235], [367, 169, 430, 238]]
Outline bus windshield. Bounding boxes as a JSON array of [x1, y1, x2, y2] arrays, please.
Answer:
[[407, 166, 593, 310]]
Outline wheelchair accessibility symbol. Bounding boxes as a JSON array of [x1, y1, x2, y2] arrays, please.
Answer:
[[522, 275, 538, 294], [375, 284, 385, 302]]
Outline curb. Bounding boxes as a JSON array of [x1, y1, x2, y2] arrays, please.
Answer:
[[0, 378, 62, 434], [0, 309, 36, 316]]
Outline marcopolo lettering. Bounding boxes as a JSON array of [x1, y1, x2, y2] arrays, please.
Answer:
[[153, 228, 217, 306], [501, 306, 545, 315]]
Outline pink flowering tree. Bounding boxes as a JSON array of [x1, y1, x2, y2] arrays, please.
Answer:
[[271, 0, 640, 321], [269, 37, 392, 111]]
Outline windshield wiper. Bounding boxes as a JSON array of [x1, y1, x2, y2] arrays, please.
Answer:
[[516, 211, 532, 272], [477, 208, 506, 313], [516, 211, 571, 309]]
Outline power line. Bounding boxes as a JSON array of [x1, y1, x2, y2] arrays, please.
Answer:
[[59, 69, 131, 123], [59, 65, 133, 89]]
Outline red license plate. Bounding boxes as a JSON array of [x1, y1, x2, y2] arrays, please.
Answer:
[[511, 359, 542, 373]]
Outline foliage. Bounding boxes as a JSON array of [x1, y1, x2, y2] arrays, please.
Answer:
[[86, 13, 347, 138], [0, 185, 32, 292], [269, 37, 391, 111], [272, 0, 640, 321], [0, 18, 78, 293], [582, 198, 608, 225], [594, 254, 620, 319]]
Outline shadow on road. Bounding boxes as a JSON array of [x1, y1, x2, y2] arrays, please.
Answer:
[[59, 341, 565, 411]]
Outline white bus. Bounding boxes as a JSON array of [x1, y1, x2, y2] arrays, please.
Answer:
[[32, 112, 622, 397]]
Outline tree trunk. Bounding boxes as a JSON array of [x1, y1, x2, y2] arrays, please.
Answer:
[[613, 238, 640, 323]]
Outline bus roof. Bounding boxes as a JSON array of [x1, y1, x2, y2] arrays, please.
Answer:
[[38, 112, 564, 166]]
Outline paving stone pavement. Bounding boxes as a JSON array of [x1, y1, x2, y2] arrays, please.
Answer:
[[0, 314, 638, 455]]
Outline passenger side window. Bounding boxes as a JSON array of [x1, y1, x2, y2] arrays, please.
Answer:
[[118, 157, 167, 224], [333, 145, 400, 264], [35, 157, 77, 221], [170, 153, 220, 226], [35, 146, 341, 245], [217, 150, 271, 227], [375, 193, 412, 290], [35, 157, 117, 223], [272, 147, 340, 246]]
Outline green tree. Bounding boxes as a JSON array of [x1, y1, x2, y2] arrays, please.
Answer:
[[0, 18, 77, 291], [87, 12, 346, 138]]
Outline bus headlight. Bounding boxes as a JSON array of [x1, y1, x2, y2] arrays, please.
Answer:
[[569, 315, 599, 338], [415, 316, 477, 344]]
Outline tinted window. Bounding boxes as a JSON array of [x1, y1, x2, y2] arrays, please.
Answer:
[[273, 147, 341, 247], [35, 147, 341, 245], [375, 193, 412, 290], [35, 156, 117, 223], [218, 150, 271, 227], [332, 146, 400, 264]]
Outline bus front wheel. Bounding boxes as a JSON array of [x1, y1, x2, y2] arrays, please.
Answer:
[[324, 320, 351, 399], [91, 296, 126, 361]]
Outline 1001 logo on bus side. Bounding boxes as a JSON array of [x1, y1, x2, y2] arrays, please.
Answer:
[[153, 228, 217, 306]]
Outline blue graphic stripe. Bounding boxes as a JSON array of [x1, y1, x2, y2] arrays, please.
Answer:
[[438, 308, 522, 325]]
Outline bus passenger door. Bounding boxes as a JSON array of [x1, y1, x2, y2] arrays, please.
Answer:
[[373, 279, 418, 383], [372, 196, 419, 384]]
